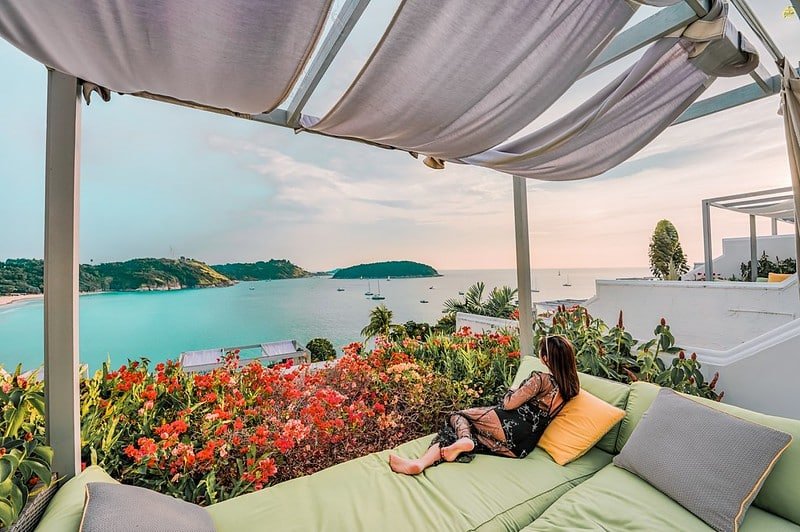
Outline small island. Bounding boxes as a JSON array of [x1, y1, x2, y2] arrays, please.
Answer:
[[212, 259, 312, 281], [0, 257, 234, 295], [332, 260, 440, 279]]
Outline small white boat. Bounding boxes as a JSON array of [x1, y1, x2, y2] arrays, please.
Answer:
[[364, 281, 373, 296], [371, 280, 386, 300]]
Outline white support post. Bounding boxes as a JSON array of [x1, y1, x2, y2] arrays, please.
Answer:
[[702, 200, 713, 281], [513, 176, 535, 358], [44, 70, 81, 480], [749, 214, 758, 281], [771, 218, 778, 236]]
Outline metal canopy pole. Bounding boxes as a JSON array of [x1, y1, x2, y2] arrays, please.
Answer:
[[772, 218, 779, 235], [513, 176, 535, 358], [702, 200, 713, 281], [285, 0, 371, 126], [43, 70, 81, 479], [749, 214, 758, 281]]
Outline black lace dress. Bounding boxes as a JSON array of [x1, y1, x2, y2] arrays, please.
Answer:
[[431, 371, 566, 461]]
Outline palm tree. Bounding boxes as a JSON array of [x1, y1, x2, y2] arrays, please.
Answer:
[[483, 285, 517, 318], [361, 305, 395, 340], [439, 282, 519, 333]]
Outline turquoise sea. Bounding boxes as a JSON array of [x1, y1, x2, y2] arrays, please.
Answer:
[[0, 268, 648, 372]]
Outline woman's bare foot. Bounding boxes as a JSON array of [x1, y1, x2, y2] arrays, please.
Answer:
[[389, 454, 423, 475], [441, 437, 475, 462]]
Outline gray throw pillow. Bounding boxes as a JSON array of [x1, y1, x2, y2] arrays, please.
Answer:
[[613, 388, 792, 532], [79, 482, 215, 532]]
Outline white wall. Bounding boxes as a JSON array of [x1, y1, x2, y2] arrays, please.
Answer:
[[684, 234, 796, 280], [455, 313, 518, 334], [585, 276, 799, 351], [696, 319, 800, 419], [585, 276, 800, 419]]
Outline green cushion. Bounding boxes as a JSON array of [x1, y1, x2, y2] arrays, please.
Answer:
[[615, 381, 660, 453], [621, 382, 800, 525], [34, 466, 118, 532], [523, 464, 800, 532], [207, 434, 612, 532], [514, 357, 629, 454]]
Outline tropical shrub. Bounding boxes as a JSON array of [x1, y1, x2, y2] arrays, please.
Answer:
[[0, 367, 54, 528], [306, 338, 336, 362], [648, 220, 689, 280], [388, 330, 521, 407], [739, 251, 796, 280], [536, 305, 722, 400], [402, 321, 433, 341]]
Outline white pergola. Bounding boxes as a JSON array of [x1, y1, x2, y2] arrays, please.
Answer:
[[1, 0, 797, 479], [702, 187, 796, 281]]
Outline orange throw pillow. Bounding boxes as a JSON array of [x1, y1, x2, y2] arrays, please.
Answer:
[[538, 389, 625, 465]]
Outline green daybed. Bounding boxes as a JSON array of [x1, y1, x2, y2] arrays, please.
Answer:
[[34, 357, 800, 531]]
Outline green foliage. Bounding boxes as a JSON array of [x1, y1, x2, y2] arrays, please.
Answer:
[[402, 321, 433, 340], [361, 305, 405, 341], [306, 338, 336, 362], [0, 258, 234, 295], [536, 306, 721, 400], [438, 282, 518, 333], [739, 251, 796, 280], [0, 368, 54, 528], [648, 220, 689, 280], [212, 260, 311, 281], [395, 330, 521, 407], [0, 259, 44, 295], [332, 261, 439, 279]]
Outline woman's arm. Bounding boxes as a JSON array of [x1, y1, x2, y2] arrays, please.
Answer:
[[501, 372, 544, 410]]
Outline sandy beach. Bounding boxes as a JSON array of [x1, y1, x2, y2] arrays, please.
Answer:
[[0, 294, 43, 306]]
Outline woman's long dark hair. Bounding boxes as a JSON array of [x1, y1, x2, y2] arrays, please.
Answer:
[[540, 336, 580, 401]]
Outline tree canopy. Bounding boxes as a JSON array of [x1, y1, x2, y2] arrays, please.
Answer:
[[648, 220, 689, 280]]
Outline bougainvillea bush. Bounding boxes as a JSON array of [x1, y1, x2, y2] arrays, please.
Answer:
[[77, 329, 522, 505]]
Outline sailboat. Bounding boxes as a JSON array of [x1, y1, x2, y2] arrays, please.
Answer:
[[364, 281, 373, 296], [531, 274, 540, 293], [562, 273, 572, 287], [371, 280, 386, 300]]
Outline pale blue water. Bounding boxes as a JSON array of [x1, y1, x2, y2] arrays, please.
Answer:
[[0, 268, 647, 371]]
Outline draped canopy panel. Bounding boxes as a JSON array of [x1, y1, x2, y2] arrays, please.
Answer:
[[301, 0, 642, 159], [0, 0, 333, 114], [460, 3, 759, 181]]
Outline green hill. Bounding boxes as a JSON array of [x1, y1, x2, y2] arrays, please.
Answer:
[[0, 258, 234, 295], [332, 261, 439, 279], [212, 259, 311, 281]]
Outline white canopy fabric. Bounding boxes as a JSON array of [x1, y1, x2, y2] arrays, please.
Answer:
[[0, 0, 333, 114], [460, 4, 759, 181], [732, 199, 795, 220], [300, 0, 644, 159]]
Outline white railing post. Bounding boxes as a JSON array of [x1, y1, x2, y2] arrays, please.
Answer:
[[44, 69, 81, 479], [749, 214, 758, 281], [702, 200, 713, 281], [513, 176, 535, 357]]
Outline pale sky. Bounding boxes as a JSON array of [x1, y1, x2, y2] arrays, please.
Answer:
[[1, 3, 799, 271]]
